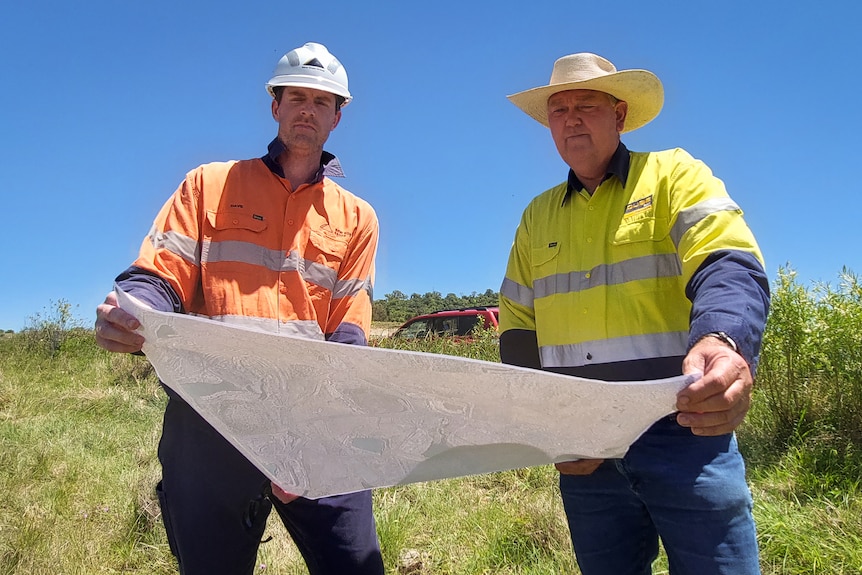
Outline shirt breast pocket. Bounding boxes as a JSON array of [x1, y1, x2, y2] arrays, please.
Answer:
[[203, 210, 270, 264], [304, 230, 350, 300], [307, 230, 348, 265], [201, 210, 274, 317], [531, 241, 562, 277], [610, 216, 670, 246], [608, 216, 680, 299]]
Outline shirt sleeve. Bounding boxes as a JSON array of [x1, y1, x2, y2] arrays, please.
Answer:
[[499, 203, 542, 368], [115, 266, 185, 314], [668, 149, 770, 371], [686, 250, 770, 372], [324, 202, 379, 346], [130, 169, 205, 310]]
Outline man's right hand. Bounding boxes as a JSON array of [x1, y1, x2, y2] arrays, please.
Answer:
[[555, 459, 604, 475], [94, 291, 145, 353]]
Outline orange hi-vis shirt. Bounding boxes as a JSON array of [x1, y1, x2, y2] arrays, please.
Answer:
[[133, 155, 378, 341]]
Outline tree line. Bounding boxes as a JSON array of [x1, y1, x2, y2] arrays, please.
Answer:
[[372, 289, 499, 323], [5, 293, 503, 335]]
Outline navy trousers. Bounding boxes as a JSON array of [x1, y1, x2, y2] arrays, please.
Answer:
[[156, 394, 384, 575]]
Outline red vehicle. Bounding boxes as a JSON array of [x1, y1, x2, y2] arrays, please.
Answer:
[[392, 306, 499, 339]]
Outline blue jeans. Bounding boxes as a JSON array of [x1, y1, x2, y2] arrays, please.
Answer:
[[558, 416, 760, 575]]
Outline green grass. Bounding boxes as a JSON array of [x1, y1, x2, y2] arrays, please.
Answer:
[[0, 337, 170, 574], [3, 269, 862, 573]]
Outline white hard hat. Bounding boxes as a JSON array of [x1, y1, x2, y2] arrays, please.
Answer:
[[266, 42, 351, 106]]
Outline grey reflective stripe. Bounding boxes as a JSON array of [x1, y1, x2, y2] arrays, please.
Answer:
[[501, 277, 534, 308], [193, 313, 325, 340], [533, 254, 682, 299], [200, 240, 341, 292], [303, 259, 338, 292], [149, 227, 201, 265], [333, 275, 372, 300], [670, 197, 740, 247], [540, 331, 688, 368], [282, 250, 303, 272], [202, 240, 283, 271]]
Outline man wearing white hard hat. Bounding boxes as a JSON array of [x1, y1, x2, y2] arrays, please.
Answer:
[[499, 53, 769, 574], [95, 42, 383, 574]]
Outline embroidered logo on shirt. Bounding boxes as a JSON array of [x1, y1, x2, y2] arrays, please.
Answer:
[[624, 195, 653, 216], [253, 214, 264, 221], [319, 223, 352, 240], [623, 196, 654, 224]]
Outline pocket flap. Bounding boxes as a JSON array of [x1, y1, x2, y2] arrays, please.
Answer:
[[531, 240, 561, 266], [206, 210, 268, 233], [611, 217, 669, 245], [309, 229, 348, 260]]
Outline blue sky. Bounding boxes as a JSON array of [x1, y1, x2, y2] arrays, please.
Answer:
[[1, 0, 858, 331]]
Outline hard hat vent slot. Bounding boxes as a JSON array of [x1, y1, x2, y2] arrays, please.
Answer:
[[327, 61, 341, 74]]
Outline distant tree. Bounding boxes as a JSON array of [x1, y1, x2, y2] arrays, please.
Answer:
[[420, 291, 445, 313], [372, 289, 500, 323], [443, 293, 461, 310]]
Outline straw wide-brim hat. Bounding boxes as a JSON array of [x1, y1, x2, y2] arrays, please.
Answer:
[[507, 53, 664, 133]]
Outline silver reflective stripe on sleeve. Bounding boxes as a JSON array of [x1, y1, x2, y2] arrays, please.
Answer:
[[500, 277, 534, 309], [670, 197, 741, 248], [149, 226, 201, 265], [301, 259, 338, 292], [332, 276, 372, 300], [539, 331, 689, 368]]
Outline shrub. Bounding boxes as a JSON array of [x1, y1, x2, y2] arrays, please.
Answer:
[[746, 266, 862, 473], [19, 299, 87, 357]]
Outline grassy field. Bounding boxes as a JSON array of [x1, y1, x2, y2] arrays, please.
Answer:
[[2, 269, 861, 573]]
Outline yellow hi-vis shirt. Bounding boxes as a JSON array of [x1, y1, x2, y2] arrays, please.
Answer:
[[499, 147, 764, 369]]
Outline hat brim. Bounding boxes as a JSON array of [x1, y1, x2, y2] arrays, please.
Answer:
[[266, 74, 352, 105], [507, 69, 663, 133]]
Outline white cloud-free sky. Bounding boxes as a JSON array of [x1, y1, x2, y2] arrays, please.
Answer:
[[1, 0, 858, 331]]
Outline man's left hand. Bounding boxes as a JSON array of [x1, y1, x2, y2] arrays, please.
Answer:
[[676, 337, 753, 436]]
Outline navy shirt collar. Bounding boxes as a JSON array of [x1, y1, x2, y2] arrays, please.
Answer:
[[262, 138, 345, 181], [563, 141, 630, 205]]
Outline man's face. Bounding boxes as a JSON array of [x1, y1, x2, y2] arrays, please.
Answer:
[[271, 86, 341, 152], [547, 89, 627, 177]]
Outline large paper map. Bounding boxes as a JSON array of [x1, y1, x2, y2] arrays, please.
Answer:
[[117, 288, 695, 499]]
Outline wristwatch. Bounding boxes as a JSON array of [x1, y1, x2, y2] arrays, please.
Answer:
[[701, 331, 738, 353]]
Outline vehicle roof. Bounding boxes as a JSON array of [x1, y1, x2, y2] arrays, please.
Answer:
[[415, 306, 498, 318]]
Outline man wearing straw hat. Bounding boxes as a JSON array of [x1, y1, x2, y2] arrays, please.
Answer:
[[499, 52, 769, 574]]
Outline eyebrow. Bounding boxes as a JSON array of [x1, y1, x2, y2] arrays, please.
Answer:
[[549, 94, 604, 105], [286, 89, 332, 100]]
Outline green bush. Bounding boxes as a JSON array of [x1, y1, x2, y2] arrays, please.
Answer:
[[18, 299, 87, 357], [748, 267, 862, 463]]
